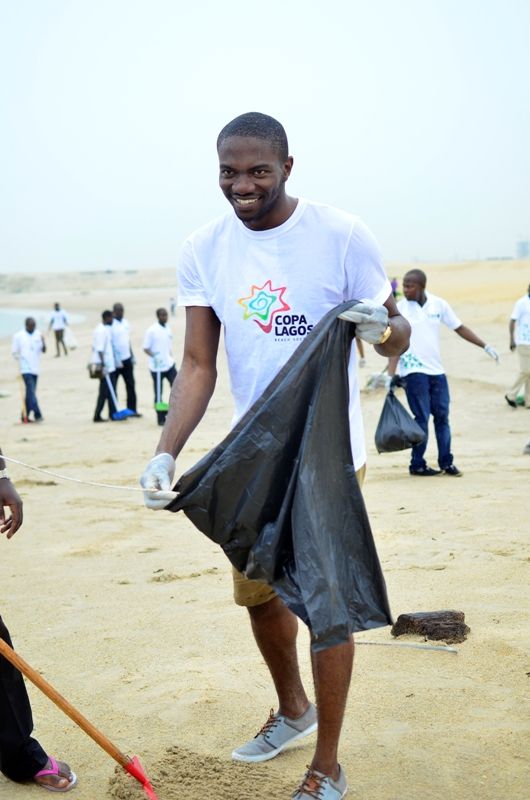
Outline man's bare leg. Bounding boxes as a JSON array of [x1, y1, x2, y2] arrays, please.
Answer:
[[310, 636, 354, 779], [248, 596, 310, 719]]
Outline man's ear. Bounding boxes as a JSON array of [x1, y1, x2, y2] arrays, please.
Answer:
[[282, 156, 294, 181]]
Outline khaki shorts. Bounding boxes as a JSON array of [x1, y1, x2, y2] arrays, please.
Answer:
[[233, 464, 366, 607]]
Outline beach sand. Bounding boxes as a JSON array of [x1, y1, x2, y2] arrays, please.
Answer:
[[0, 260, 529, 799]]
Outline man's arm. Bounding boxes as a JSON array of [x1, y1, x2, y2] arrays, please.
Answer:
[[0, 449, 23, 538], [454, 324, 499, 361], [509, 319, 516, 351], [454, 324, 486, 348], [156, 306, 221, 459], [374, 294, 410, 357]]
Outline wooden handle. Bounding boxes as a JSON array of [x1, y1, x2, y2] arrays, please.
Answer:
[[0, 636, 130, 769]]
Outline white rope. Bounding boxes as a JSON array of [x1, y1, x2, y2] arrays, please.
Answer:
[[1, 455, 144, 493], [357, 640, 458, 653]]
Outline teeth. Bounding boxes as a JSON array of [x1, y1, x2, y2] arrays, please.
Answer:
[[235, 198, 258, 205]]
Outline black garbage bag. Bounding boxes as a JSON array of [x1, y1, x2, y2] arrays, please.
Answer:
[[374, 389, 426, 453], [167, 301, 392, 651]]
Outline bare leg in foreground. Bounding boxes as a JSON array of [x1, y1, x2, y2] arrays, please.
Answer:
[[248, 596, 354, 779]]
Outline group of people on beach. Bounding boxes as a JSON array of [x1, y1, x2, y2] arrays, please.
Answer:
[[2, 112, 529, 797], [8, 301, 179, 427], [90, 303, 177, 425]]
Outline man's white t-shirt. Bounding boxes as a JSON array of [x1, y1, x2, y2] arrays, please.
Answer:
[[143, 323, 175, 371], [397, 292, 462, 376], [11, 330, 45, 374], [510, 295, 530, 345], [178, 198, 391, 469], [49, 309, 68, 331], [111, 318, 132, 361], [92, 323, 116, 371]]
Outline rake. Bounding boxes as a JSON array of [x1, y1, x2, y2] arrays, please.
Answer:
[[0, 636, 158, 799]]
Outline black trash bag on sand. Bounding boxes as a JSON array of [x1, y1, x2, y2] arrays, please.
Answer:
[[167, 301, 392, 651], [374, 389, 426, 453]]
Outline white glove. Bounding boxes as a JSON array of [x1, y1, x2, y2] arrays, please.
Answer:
[[140, 452, 177, 510], [338, 303, 389, 344], [484, 344, 500, 363]]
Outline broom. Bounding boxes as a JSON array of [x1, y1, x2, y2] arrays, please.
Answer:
[[104, 374, 136, 420], [0, 637, 158, 799], [17, 375, 29, 423], [154, 369, 168, 415]]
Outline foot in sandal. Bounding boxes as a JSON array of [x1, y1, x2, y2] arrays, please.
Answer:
[[34, 757, 77, 792]]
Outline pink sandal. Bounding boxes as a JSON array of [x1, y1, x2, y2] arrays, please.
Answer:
[[34, 757, 77, 793]]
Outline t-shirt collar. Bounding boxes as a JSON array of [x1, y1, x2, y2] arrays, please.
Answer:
[[234, 198, 306, 239]]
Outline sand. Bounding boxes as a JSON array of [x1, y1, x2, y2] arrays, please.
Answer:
[[0, 260, 529, 800]]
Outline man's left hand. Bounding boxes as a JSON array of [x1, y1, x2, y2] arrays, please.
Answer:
[[0, 479, 23, 538], [339, 302, 389, 344], [484, 344, 500, 363]]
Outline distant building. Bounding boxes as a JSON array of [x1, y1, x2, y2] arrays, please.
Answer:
[[516, 240, 530, 259]]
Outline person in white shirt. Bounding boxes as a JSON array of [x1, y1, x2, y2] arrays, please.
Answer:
[[11, 318, 46, 423], [111, 303, 140, 416], [47, 303, 68, 358], [91, 310, 118, 422], [140, 112, 411, 800], [388, 269, 499, 477], [142, 308, 177, 426], [505, 283, 530, 408]]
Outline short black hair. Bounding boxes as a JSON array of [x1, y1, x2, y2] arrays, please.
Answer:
[[217, 112, 289, 161], [102, 309, 113, 322], [404, 269, 427, 287]]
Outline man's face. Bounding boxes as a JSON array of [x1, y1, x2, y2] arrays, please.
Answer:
[[25, 318, 36, 333], [157, 310, 168, 326], [113, 304, 124, 320], [218, 136, 293, 231], [402, 275, 424, 302]]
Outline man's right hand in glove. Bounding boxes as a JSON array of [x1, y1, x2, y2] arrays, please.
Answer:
[[140, 452, 177, 510]]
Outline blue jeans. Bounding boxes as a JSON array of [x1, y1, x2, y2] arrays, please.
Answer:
[[22, 374, 42, 421], [403, 372, 453, 470]]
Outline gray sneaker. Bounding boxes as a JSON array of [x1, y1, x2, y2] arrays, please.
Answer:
[[292, 766, 348, 799], [231, 704, 317, 763]]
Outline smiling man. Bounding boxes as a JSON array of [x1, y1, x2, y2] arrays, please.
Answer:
[[141, 112, 410, 799]]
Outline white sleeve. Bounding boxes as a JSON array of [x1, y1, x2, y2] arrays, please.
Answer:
[[345, 219, 392, 306], [510, 299, 521, 321], [177, 238, 211, 307], [440, 299, 462, 330], [143, 329, 153, 351], [93, 327, 106, 352]]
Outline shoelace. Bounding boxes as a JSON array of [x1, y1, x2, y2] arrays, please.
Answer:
[[292, 767, 327, 799], [254, 708, 280, 740]]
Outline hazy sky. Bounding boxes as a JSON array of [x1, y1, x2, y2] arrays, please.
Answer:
[[1, 0, 529, 273]]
